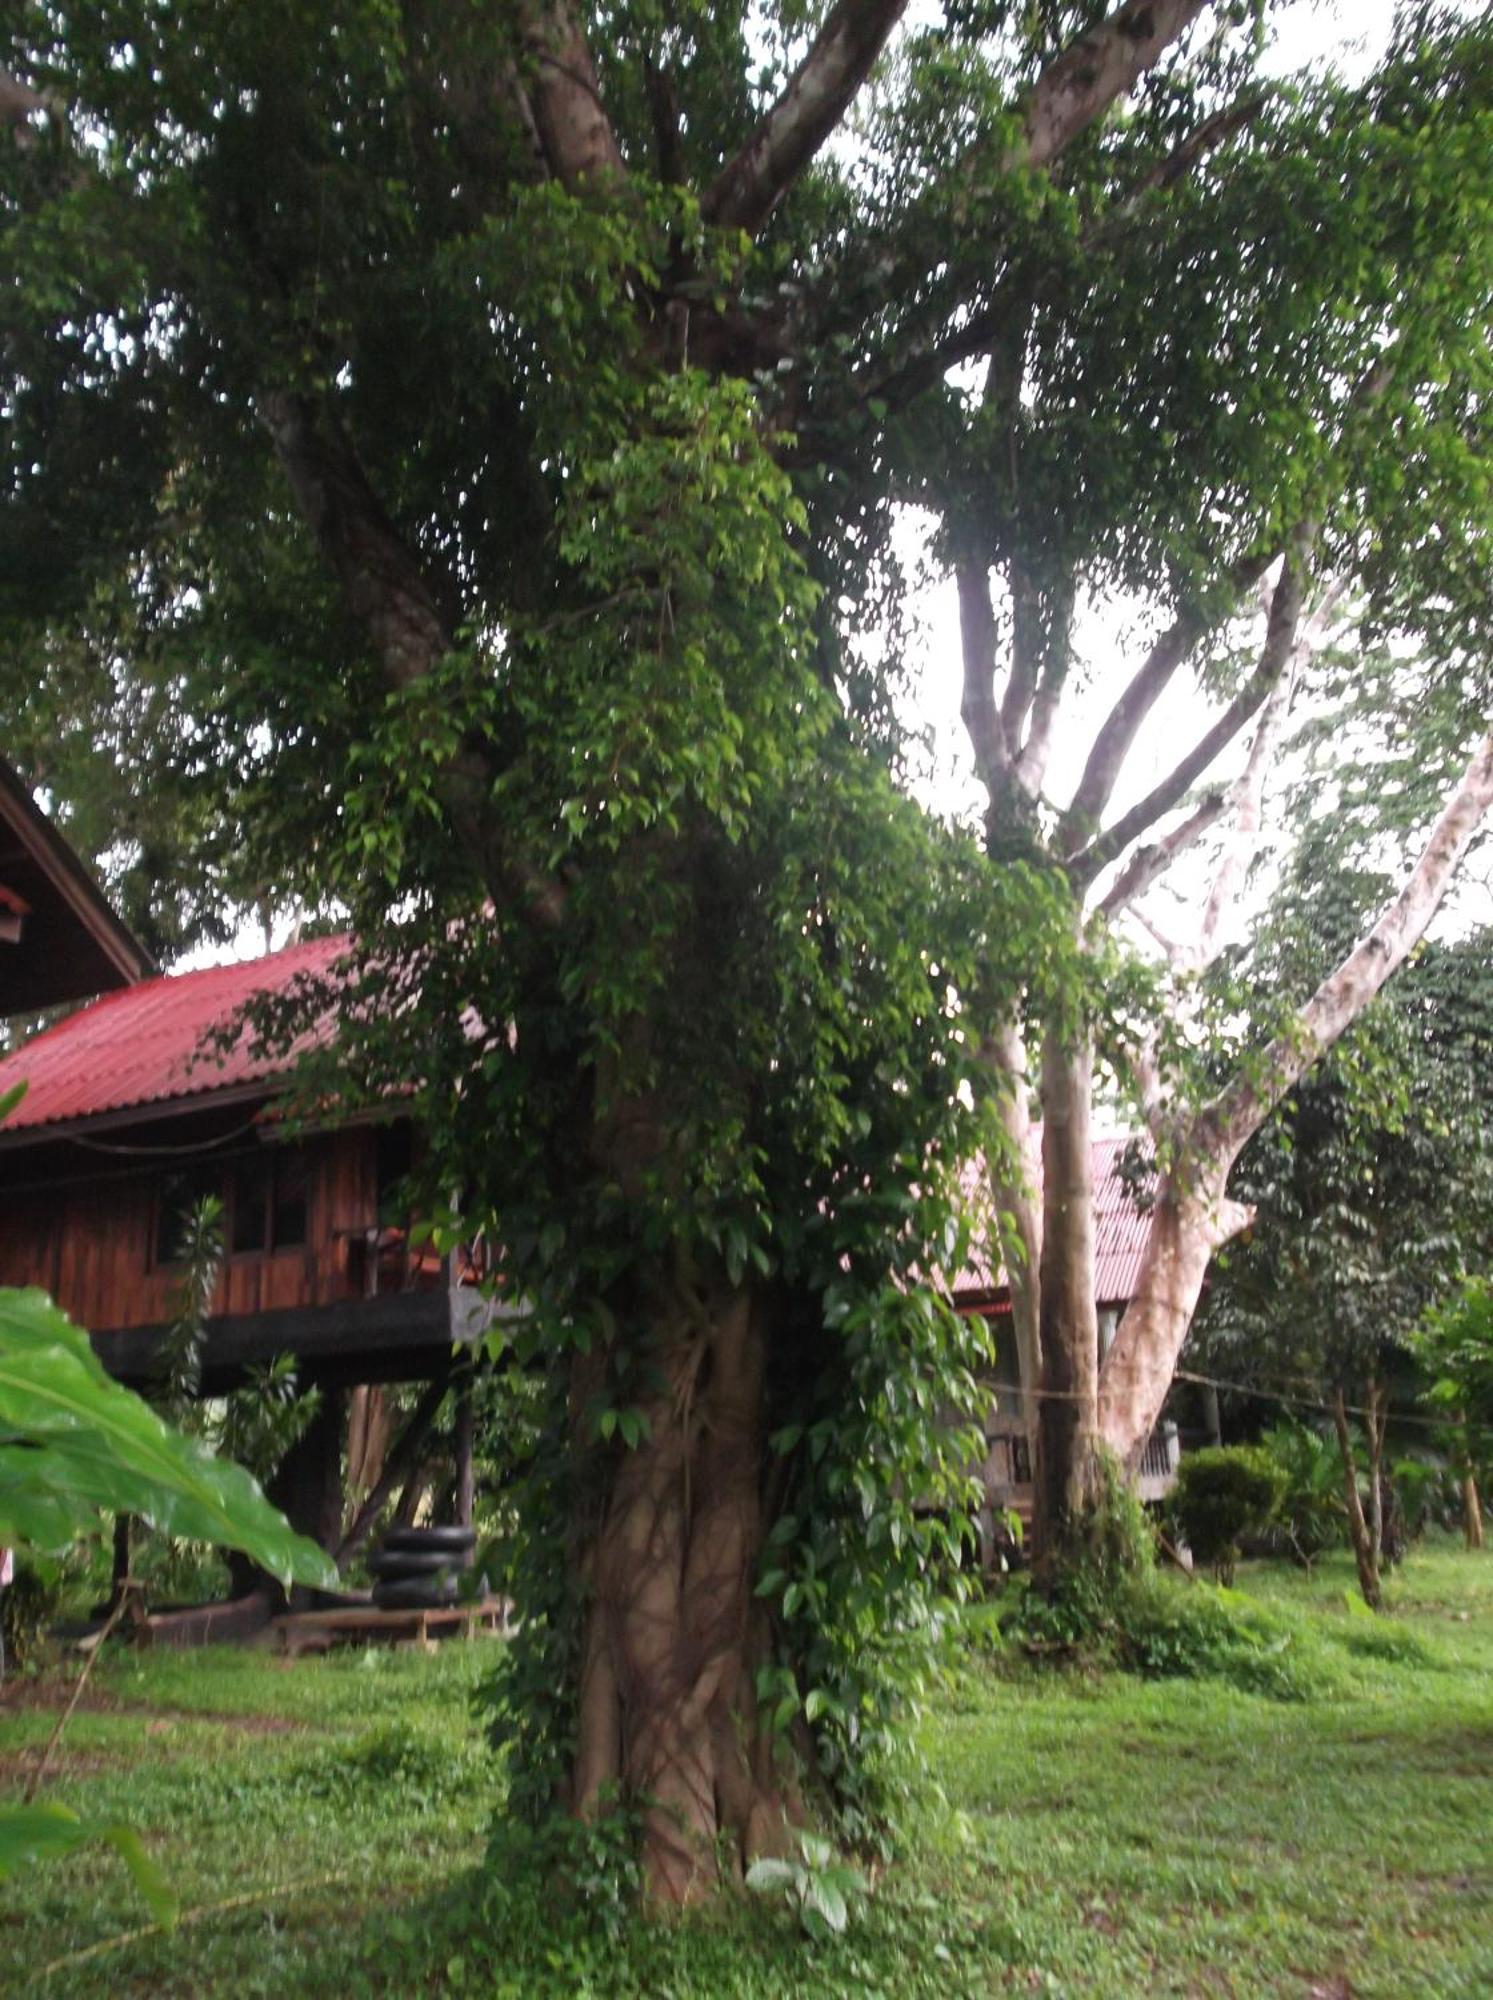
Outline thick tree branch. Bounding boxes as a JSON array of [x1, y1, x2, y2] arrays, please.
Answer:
[[1106, 89, 1267, 222], [1070, 532, 1312, 885], [1007, 0, 1209, 177], [1212, 726, 1493, 1155], [0, 61, 47, 133], [854, 1, 1208, 414], [1002, 565, 1042, 756], [516, 1, 626, 189], [1014, 640, 1067, 798], [258, 391, 455, 691], [702, 0, 909, 236]]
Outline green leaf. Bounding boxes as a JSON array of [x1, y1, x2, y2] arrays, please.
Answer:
[[0, 1288, 336, 1590], [744, 1857, 797, 1895], [0, 1804, 178, 1927], [806, 1875, 849, 1934]]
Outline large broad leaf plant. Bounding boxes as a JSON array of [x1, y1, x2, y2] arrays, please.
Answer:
[[0, 1081, 335, 1916]]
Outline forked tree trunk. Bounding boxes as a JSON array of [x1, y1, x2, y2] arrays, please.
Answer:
[[1332, 1387, 1382, 1610], [1093, 731, 1493, 1468], [569, 1276, 797, 1904]]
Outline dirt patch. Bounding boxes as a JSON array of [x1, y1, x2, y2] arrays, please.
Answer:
[[0, 1683, 306, 1734], [0, 1745, 125, 1782]]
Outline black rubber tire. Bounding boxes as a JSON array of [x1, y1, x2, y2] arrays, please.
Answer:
[[372, 1572, 460, 1611], [381, 1525, 477, 1556], [367, 1548, 464, 1581]]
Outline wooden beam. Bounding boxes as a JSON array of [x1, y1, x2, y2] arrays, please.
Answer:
[[90, 1288, 459, 1390], [335, 1376, 450, 1567]]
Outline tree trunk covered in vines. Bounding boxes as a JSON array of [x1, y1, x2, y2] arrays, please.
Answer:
[[568, 1276, 797, 1903]]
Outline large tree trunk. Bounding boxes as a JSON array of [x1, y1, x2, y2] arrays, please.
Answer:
[[1096, 1135, 1251, 1462], [1030, 1028, 1103, 1583], [568, 1275, 796, 1904]]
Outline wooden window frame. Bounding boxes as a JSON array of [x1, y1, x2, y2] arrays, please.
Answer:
[[150, 1147, 310, 1273]]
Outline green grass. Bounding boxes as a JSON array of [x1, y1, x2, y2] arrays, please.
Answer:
[[3, 1543, 1491, 1996]]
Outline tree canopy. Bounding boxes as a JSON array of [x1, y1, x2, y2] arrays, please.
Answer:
[[5, 0, 1493, 1898]]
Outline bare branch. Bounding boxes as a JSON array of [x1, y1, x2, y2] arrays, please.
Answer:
[[1007, 0, 1209, 178], [1063, 617, 1204, 847], [1213, 726, 1493, 1155], [1190, 645, 1298, 964], [1062, 552, 1275, 854], [1014, 641, 1067, 798], [702, 0, 908, 236], [1070, 528, 1313, 885], [515, 1, 625, 189], [1105, 89, 1267, 222], [1000, 553, 1039, 745], [1098, 790, 1227, 917]]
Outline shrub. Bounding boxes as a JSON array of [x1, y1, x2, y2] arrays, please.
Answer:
[[992, 1566, 1330, 1702], [1114, 1575, 1329, 1701], [995, 1453, 1158, 1655], [1168, 1446, 1286, 1585], [1389, 1454, 1459, 1544], [1257, 1423, 1346, 1570]]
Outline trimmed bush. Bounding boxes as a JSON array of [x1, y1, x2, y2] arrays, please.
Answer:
[[1169, 1446, 1287, 1585]]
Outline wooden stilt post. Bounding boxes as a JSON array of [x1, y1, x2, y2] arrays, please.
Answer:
[[455, 1368, 476, 1530]]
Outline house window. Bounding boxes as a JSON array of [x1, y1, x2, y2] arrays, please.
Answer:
[[227, 1148, 309, 1257], [154, 1165, 221, 1268], [153, 1147, 309, 1268], [230, 1153, 271, 1256]]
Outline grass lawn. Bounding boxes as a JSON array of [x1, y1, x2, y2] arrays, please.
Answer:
[[2, 1542, 1491, 1996]]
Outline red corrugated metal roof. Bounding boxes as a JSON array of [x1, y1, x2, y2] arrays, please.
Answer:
[[0, 936, 1157, 1303], [957, 1135, 1154, 1307], [0, 934, 350, 1134]]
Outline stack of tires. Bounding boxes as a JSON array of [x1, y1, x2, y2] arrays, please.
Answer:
[[369, 1525, 476, 1610]]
